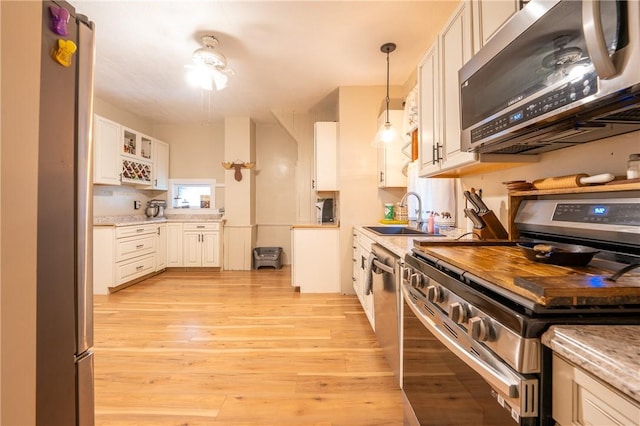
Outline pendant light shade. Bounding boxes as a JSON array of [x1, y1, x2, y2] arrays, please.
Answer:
[[373, 42, 397, 146]]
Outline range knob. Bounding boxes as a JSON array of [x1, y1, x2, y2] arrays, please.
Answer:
[[468, 316, 493, 342], [449, 302, 468, 324], [426, 285, 443, 303], [402, 267, 412, 282], [410, 273, 426, 289]]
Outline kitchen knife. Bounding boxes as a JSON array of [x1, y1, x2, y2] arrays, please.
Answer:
[[469, 192, 489, 213], [463, 190, 481, 212], [464, 208, 485, 229]]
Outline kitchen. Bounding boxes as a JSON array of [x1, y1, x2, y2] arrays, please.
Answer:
[[2, 1, 640, 425]]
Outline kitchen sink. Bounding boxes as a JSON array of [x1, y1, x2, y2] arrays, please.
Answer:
[[364, 226, 429, 236]]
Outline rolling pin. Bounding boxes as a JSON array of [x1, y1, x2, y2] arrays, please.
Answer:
[[532, 173, 615, 190]]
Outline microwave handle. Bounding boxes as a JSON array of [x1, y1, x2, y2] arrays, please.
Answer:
[[582, 0, 617, 79]]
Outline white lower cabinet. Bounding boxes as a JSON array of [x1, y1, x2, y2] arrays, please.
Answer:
[[552, 353, 640, 426], [93, 223, 160, 295], [182, 222, 222, 267], [291, 227, 340, 293], [166, 223, 183, 267], [352, 228, 375, 329], [156, 224, 167, 271]]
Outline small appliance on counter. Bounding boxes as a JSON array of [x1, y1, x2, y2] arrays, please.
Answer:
[[145, 199, 167, 218], [315, 198, 334, 224]]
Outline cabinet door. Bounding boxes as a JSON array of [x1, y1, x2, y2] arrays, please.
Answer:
[[377, 110, 408, 188], [156, 224, 167, 270], [201, 232, 220, 267], [292, 228, 340, 293], [472, 0, 519, 52], [152, 140, 169, 190], [166, 223, 183, 267], [418, 44, 441, 176], [93, 115, 121, 185], [183, 231, 202, 267], [439, 0, 477, 170], [314, 122, 338, 191]]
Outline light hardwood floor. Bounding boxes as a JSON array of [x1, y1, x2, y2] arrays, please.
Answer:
[[93, 268, 404, 425]]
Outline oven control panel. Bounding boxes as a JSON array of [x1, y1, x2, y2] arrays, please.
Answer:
[[553, 202, 640, 226]]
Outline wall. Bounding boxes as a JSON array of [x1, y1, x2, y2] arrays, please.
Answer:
[[254, 124, 298, 263], [152, 121, 226, 207], [459, 132, 640, 232], [0, 1, 40, 423], [337, 85, 406, 294]]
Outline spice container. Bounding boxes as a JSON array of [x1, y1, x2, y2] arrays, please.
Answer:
[[627, 153, 640, 179]]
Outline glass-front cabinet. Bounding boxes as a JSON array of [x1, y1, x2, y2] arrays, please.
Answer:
[[121, 127, 153, 185]]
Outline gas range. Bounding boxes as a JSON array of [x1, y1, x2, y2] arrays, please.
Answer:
[[401, 191, 640, 425]]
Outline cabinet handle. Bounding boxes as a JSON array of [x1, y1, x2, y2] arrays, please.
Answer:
[[136, 244, 144, 249], [154, 179, 157, 186], [136, 265, 144, 271], [136, 228, 144, 233], [196, 225, 205, 229], [433, 143, 443, 164], [379, 171, 384, 183], [311, 179, 316, 189], [157, 227, 160, 235]]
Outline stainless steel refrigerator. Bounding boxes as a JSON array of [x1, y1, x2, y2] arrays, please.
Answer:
[[37, 1, 95, 424]]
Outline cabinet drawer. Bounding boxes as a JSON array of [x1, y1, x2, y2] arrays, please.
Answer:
[[115, 253, 155, 285], [182, 222, 220, 231], [116, 223, 158, 238], [115, 234, 156, 262]]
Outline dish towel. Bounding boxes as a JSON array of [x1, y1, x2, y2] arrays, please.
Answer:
[[364, 251, 377, 296]]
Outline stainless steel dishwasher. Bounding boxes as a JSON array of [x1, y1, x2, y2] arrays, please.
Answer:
[[370, 243, 402, 387]]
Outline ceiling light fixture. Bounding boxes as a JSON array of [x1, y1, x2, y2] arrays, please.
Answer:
[[186, 35, 234, 91], [374, 42, 397, 145]]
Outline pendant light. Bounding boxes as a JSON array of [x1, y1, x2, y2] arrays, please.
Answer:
[[374, 42, 397, 145]]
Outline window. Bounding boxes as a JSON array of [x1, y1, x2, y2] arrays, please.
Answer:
[[168, 179, 216, 210]]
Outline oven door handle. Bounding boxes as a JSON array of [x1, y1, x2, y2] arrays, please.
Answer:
[[403, 289, 520, 399]]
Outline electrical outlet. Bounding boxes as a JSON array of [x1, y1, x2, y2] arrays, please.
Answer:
[[134, 200, 141, 209]]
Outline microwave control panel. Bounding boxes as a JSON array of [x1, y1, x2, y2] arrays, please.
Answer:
[[470, 70, 598, 144]]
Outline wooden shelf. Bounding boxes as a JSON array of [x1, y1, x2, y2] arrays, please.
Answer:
[[509, 181, 640, 197]]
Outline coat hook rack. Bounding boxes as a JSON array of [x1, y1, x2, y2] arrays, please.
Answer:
[[222, 161, 255, 181]]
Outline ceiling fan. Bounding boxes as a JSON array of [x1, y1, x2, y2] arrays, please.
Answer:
[[185, 35, 234, 91]]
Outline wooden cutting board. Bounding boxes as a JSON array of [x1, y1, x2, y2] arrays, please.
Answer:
[[413, 246, 640, 307], [413, 239, 516, 247]]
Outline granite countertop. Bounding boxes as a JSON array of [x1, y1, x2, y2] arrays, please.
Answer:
[[94, 214, 224, 226], [542, 325, 640, 403], [355, 225, 472, 258]]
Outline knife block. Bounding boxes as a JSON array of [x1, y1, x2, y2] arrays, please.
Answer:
[[478, 211, 509, 240]]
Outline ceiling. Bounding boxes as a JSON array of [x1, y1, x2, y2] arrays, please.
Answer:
[[74, 1, 458, 125]]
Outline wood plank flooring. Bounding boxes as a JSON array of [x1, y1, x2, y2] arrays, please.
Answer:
[[93, 268, 404, 425]]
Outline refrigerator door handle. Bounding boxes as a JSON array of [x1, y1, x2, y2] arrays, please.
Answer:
[[76, 16, 96, 355]]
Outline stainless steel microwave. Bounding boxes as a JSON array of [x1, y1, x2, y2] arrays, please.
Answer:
[[460, 0, 640, 155]]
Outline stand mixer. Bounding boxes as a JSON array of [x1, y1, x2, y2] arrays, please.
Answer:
[[145, 199, 166, 218]]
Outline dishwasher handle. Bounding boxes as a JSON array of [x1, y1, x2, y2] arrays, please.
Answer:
[[372, 258, 396, 275]]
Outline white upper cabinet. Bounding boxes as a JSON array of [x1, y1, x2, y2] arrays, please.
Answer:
[[152, 139, 169, 190], [377, 110, 408, 188], [438, 0, 476, 171], [472, 0, 520, 52], [418, 44, 440, 175], [419, 1, 476, 177], [314, 122, 339, 191], [93, 114, 121, 185], [418, 0, 535, 177]]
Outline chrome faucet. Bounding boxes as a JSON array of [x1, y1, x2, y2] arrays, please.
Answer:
[[399, 192, 423, 230]]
